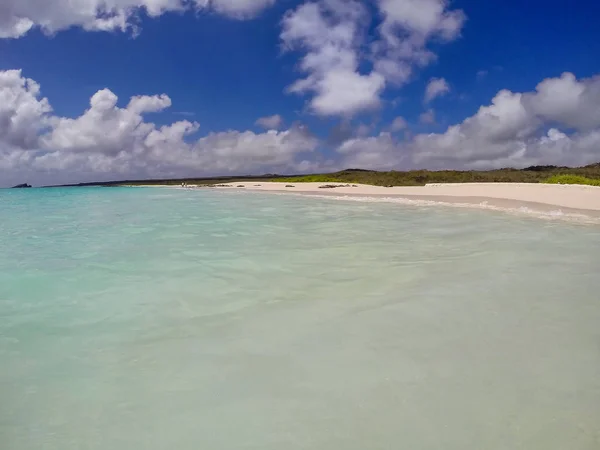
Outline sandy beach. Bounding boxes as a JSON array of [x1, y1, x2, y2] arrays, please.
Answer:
[[208, 182, 600, 219]]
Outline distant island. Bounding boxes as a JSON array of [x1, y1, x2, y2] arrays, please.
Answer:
[[11, 183, 32, 189], [47, 163, 600, 188]]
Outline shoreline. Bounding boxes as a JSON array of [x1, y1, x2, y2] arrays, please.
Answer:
[[123, 181, 600, 222], [212, 182, 600, 221]]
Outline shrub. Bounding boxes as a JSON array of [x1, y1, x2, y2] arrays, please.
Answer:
[[542, 175, 600, 187], [274, 175, 347, 183]]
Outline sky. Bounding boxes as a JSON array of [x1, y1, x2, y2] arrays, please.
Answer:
[[1, 0, 600, 186]]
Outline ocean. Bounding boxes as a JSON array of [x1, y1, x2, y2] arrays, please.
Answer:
[[1, 187, 599, 449]]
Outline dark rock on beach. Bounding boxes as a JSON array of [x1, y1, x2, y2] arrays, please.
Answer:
[[319, 184, 351, 189]]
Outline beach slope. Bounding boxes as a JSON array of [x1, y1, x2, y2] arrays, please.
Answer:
[[222, 182, 600, 218]]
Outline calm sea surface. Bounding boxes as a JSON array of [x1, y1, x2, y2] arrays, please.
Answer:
[[1, 187, 599, 449]]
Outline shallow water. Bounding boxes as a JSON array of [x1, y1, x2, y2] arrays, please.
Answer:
[[1, 187, 599, 449]]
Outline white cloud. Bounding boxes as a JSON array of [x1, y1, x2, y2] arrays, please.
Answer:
[[306, 70, 386, 116], [186, 125, 318, 173], [390, 116, 407, 132], [0, 70, 52, 149], [523, 72, 600, 131], [327, 72, 600, 171], [372, 0, 465, 84], [256, 114, 284, 129], [42, 89, 172, 155], [0, 0, 276, 38], [0, 70, 318, 186], [128, 94, 172, 114], [282, 0, 464, 117], [412, 89, 539, 166], [376, 0, 465, 40], [337, 132, 404, 170], [281, 0, 385, 117], [424, 77, 449, 103], [4, 69, 600, 187], [419, 109, 435, 124], [411, 72, 600, 168]]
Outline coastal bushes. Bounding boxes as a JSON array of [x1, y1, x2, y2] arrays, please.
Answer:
[[275, 174, 347, 183], [542, 175, 600, 187], [269, 167, 598, 186]]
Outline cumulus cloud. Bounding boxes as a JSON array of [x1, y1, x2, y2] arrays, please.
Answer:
[[0, 70, 52, 149], [281, 0, 385, 117], [389, 116, 407, 132], [522, 72, 600, 131], [3, 69, 600, 186], [411, 72, 600, 168], [424, 77, 449, 103], [42, 90, 173, 155], [256, 114, 284, 129], [337, 132, 404, 170], [282, 0, 465, 117], [331, 72, 600, 171], [0, 70, 318, 186], [376, 0, 465, 41], [0, 0, 276, 38], [373, 0, 465, 84], [419, 109, 435, 124], [186, 126, 317, 173]]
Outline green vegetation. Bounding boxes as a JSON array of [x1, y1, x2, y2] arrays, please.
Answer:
[[542, 174, 600, 187], [48, 163, 600, 188], [269, 164, 600, 186], [274, 174, 348, 183]]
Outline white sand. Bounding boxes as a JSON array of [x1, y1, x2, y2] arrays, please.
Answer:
[[211, 182, 600, 218]]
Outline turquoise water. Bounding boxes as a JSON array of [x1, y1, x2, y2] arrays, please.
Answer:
[[1, 187, 600, 449]]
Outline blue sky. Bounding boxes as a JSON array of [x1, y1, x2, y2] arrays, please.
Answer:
[[1, 0, 600, 186]]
